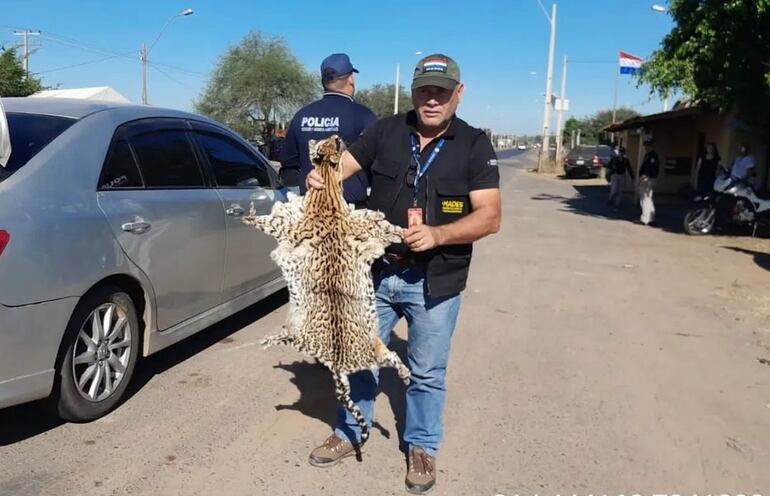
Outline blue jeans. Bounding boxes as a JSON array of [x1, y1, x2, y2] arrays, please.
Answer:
[[334, 262, 461, 457]]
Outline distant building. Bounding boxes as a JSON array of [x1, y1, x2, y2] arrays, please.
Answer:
[[606, 104, 768, 194], [29, 86, 131, 104]]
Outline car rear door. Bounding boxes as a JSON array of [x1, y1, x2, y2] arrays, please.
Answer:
[[97, 118, 226, 331], [189, 121, 281, 302]]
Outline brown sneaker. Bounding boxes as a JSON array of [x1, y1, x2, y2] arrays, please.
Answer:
[[308, 434, 361, 468], [405, 447, 436, 494]]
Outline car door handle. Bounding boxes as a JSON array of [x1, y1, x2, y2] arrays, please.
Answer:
[[121, 221, 151, 234], [226, 205, 245, 217]]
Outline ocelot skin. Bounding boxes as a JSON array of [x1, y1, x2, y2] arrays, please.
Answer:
[[243, 135, 410, 444]]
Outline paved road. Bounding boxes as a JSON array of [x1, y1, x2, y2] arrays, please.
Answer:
[[2, 151, 769, 495]]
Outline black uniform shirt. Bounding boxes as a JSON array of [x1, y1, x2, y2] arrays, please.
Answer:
[[348, 111, 499, 297]]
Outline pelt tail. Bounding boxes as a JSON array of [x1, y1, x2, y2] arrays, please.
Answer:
[[333, 371, 369, 444]]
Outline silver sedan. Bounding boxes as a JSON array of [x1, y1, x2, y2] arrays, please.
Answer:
[[0, 97, 287, 421]]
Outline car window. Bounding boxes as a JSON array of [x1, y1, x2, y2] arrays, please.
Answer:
[[98, 140, 143, 190], [1, 113, 76, 180], [568, 146, 594, 156], [596, 146, 613, 158], [194, 131, 271, 188], [129, 130, 204, 188]]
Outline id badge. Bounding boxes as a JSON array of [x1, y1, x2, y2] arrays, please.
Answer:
[[407, 207, 423, 227]]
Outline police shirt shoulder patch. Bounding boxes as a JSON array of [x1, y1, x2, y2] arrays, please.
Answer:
[[487, 158, 498, 167]]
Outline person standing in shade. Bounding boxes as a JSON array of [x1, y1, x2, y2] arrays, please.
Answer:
[[638, 139, 660, 226], [729, 142, 755, 182], [606, 146, 634, 208], [694, 142, 720, 196], [280, 53, 377, 207]]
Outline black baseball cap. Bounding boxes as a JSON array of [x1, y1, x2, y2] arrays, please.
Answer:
[[412, 54, 460, 90], [321, 53, 358, 82]]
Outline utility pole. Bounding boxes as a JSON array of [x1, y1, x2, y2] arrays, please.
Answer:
[[394, 63, 400, 115], [555, 55, 568, 162], [140, 43, 148, 105], [13, 30, 41, 79], [538, 3, 557, 173]]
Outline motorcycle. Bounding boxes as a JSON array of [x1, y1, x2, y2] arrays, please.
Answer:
[[683, 166, 770, 236]]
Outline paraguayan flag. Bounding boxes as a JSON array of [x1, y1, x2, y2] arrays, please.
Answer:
[[618, 51, 643, 76]]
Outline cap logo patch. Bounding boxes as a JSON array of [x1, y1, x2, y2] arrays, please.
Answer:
[[423, 57, 448, 73]]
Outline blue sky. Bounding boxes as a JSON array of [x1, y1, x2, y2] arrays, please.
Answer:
[[1, 0, 675, 135]]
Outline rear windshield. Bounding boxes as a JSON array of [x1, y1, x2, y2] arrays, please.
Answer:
[[596, 145, 613, 157], [569, 146, 596, 156], [0, 112, 76, 181]]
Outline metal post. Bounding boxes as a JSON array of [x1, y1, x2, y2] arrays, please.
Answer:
[[555, 55, 568, 162], [394, 63, 400, 115], [577, 128, 581, 146], [611, 56, 620, 142], [538, 3, 557, 173], [12, 30, 40, 79], [141, 44, 148, 105]]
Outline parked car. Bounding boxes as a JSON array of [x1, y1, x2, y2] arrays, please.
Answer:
[[0, 97, 289, 421], [563, 144, 613, 178], [517, 144, 527, 150]]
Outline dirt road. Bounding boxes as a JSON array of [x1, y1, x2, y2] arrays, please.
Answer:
[[2, 151, 769, 495]]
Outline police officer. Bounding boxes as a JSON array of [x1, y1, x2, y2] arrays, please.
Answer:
[[305, 54, 501, 494], [638, 138, 660, 225], [606, 146, 634, 208], [279, 53, 376, 207]]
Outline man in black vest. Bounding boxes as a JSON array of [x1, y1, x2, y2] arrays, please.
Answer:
[[305, 54, 501, 494], [638, 139, 660, 225], [606, 146, 634, 208]]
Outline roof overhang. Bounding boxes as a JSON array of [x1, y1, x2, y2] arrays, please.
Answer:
[[605, 106, 701, 133]]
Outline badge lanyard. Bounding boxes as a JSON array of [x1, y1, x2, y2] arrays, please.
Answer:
[[410, 134, 445, 207]]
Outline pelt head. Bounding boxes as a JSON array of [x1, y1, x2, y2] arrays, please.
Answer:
[[306, 135, 347, 215]]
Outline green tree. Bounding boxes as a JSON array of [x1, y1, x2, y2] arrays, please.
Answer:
[[0, 48, 44, 97], [195, 32, 318, 143], [638, 0, 770, 123], [564, 108, 640, 145], [356, 84, 412, 118]]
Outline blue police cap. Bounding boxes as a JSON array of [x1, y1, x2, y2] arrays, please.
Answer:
[[321, 53, 358, 82]]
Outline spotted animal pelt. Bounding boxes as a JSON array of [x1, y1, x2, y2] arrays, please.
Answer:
[[243, 135, 410, 443]]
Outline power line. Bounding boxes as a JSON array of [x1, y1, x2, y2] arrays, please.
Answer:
[[148, 62, 199, 92], [34, 52, 134, 74], [40, 34, 137, 61], [149, 60, 207, 78]]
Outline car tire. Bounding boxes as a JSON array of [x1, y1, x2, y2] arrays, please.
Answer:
[[52, 285, 140, 422]]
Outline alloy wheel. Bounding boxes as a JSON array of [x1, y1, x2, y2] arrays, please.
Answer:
[[71, 303, 133, 402]]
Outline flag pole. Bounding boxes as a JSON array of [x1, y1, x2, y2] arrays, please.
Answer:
[[611, 53, 620, 143]]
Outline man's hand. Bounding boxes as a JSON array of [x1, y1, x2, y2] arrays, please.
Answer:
[[306, 168, 325, 191], [405, 224, 445, 252]]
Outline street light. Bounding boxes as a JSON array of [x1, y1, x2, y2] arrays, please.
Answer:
[[141, 8, 194, 104], [650, 4, 671, 110], [394, 51, 422, 115], [537, 2, 557, 173]]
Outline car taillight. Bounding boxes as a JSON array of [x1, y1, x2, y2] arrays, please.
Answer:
[[592, 155, 600, 165], [0, 230, 9, 256]]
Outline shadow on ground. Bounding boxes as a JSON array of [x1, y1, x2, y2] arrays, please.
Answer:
[[723, 246, 770, 272], [532, 182, 688, 234], [272, 332, 409, 452], [0, 289, 289, 446]]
